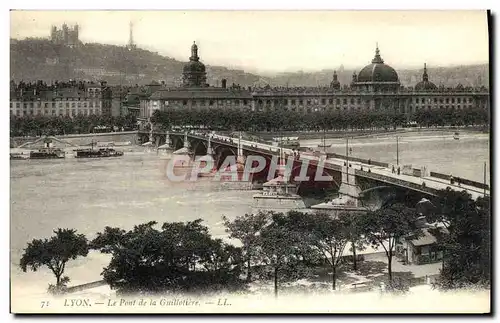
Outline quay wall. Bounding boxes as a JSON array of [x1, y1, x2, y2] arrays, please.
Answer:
[[11, 131, 140, 147]]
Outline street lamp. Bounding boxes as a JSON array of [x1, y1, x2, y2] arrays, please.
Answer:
[[396, 136, 399, 166]]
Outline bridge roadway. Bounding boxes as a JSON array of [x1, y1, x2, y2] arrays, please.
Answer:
[[181, 132, 489, 200]]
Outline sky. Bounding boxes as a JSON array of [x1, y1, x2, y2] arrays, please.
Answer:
[[10, 10, 489, 74]]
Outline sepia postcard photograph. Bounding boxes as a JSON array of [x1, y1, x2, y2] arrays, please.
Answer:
[[7, 7, 492, 315]]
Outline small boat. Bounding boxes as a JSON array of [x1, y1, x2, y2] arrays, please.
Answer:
[[74, 147, 124, 158], [10, 153, 29, 160], [29, 148, 66, 159], [453, 132, 460, 140]]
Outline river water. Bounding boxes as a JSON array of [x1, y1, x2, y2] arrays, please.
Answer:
[[10, 130, 489, 301]]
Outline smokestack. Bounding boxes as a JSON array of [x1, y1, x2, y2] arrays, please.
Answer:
[[221, 79, 227, 89]]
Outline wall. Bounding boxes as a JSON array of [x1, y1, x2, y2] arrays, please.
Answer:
[[12, 131, 140, 147]]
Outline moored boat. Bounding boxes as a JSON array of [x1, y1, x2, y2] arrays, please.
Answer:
[[10, 153, 30, 160], [29, 148, 66, 159], [74, 147, 124, 158], [453, 132, 460, 140]]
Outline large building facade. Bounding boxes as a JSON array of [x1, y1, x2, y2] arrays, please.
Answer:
[[10, 80, 110, 117], [142, 44, 490, 119], [9, 43, 490, 120]]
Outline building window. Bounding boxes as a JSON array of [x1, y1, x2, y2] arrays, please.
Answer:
[[291, 99, 296, 105], [307, 99, 311, 105], [16, 110, 20, 116], [336, 99, 340, 105], [243, 99, 248, 105], [23, 103, 28, 109], [72, 103, 76, 108], [469, 98, 473, 103], [183, 100, 188, 106], [321, 99, 326, 105], [83, 102, 87, 108], [451, 98, 455, 103], [16, 103, 20, 108], [77, 102, 81, 107], [343, 99, 347, 104], [350, 98, 354, 104], [445, 98, 449, 104], [52, 110, 56, 115], [235, 99, 240, 105], [266, 100, 271, 106], [299, 99, 303, 105], [329, 98, 333, 104], [209, 100, 214, 106]]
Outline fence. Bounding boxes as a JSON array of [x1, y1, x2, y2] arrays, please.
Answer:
[[326, 152, 389, 168], [356, 169, 440, 195], [430, 171, 489, 190]]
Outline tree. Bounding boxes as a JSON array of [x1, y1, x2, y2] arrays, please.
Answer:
[[432, 189, 491, 289], [256, 213, 309, 298], [360, 203, 422, 283], [340, 211, 368, 271], [93, 219, 244, 295], [222, 212, 270, 282], [286, 212, 350, 290], [20, 228, 89, 291]]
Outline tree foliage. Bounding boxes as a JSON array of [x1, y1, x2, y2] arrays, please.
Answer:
[[432, 189, 491, 289], [359, 203, 422, 283], [283, 211, 351, 290], [91, 219, 244, 295], [150, 107, 488, 133], [255, 212, 312, 298], [222, 212, 270, 282], [20, 228, 89, 291], [10, 114, 137, 137]]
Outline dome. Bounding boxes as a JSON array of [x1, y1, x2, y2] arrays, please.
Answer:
[[357, 47, 399, 83], [415, 80, 437, 91], [183, 60, 206, 73], [182, 41, 208, 87], [415, 63, 437, 91]]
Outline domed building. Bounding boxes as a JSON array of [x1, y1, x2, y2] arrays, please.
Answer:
[[352, 45, 400, 92], [415, 63, 438, 91], [182, 41, 208, 88], [330, 71, 341, 90]]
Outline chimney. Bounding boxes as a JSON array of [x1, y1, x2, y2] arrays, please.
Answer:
[[221, 79, 227, 89]]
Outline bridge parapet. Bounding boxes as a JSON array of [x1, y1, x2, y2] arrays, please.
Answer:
[[355, 169, 440, 196]]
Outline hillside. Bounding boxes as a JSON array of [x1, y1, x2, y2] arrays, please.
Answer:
[[270, 64, 490, 88], [10, 38, 489, 88], [10, 39, 266, 87]]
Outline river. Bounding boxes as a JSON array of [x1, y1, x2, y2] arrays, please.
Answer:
[[10, 129, 490, 302]]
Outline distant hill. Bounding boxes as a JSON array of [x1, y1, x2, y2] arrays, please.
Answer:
[[269, 65, 490, 88], [10, 38, 266, 87], [10, 38, 489, 88]]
